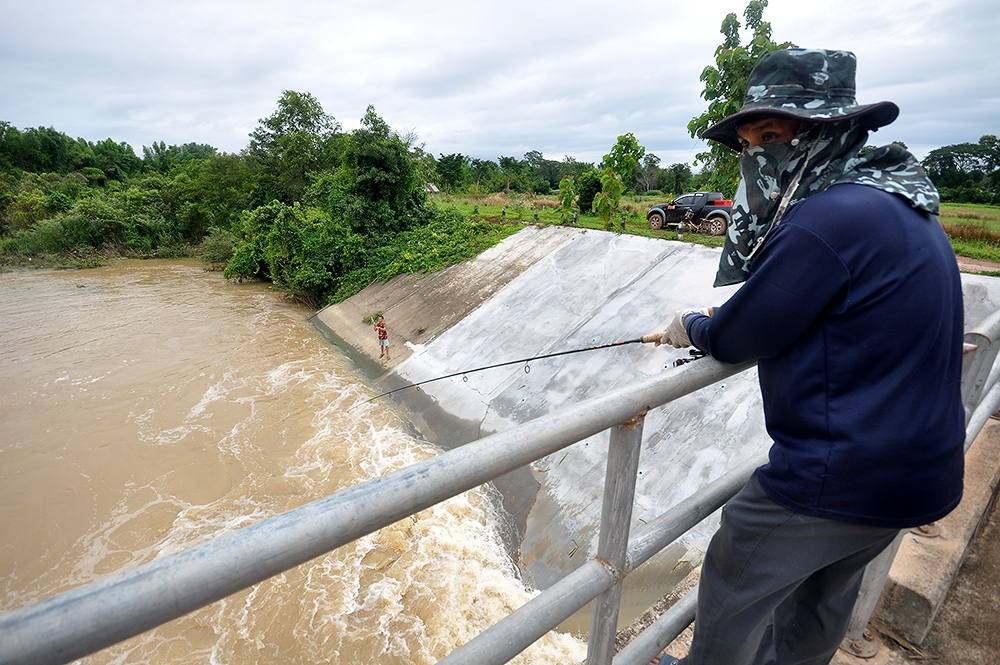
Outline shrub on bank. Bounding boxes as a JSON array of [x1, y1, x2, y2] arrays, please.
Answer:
[[329, 208, 519, 304], [199, 227, 235, 268]]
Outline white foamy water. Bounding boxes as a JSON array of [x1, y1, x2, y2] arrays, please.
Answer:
[[0, 260, 585, 664]]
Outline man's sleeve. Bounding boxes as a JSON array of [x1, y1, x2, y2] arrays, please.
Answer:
[[684, 224, 851, 363]]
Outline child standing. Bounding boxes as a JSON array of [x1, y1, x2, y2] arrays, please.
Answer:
[[374, 315, 389, 361]]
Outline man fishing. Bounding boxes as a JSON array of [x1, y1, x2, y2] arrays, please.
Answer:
[[650, 48, 964, 665]]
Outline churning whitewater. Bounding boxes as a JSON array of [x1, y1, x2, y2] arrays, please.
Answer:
[[0, 261, 586, 664]]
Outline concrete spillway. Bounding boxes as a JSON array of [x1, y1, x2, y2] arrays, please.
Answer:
[[315, 225, 1000, 603]]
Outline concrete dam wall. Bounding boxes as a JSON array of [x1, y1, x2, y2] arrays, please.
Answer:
[[314, 225, 1000, 613]]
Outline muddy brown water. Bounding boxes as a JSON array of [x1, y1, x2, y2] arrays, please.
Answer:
[[0, 260, 585, 664]]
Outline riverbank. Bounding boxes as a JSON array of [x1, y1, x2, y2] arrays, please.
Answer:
[[0, 245, 198, 271]]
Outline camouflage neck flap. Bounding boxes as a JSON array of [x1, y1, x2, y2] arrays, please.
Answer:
[[715, 121, 940, 287]]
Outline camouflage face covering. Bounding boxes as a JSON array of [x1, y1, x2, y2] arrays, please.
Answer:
[[715, 121, 941, 286]]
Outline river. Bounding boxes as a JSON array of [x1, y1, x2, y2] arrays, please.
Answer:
[[0, 260, 586, 664]]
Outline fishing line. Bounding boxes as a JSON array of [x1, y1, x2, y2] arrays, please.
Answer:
[[353, 337, 652, 408]]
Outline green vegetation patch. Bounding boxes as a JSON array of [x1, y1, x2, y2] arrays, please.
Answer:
[[330, 209, 520, 304]]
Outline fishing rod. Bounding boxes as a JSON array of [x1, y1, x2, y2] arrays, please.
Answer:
[[353, 334, 674, 408]]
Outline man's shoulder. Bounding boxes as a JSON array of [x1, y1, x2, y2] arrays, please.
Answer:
[[785, 183, 922, 240], [794, 183, 905, 218]]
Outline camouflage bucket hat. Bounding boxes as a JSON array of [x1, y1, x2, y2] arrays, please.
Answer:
[[702, 48, 899, 151]]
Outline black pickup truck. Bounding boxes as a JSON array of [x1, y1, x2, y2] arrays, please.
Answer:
[[646, 192, 733, 236]]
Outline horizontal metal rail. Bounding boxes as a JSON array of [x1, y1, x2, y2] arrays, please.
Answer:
[[613, 590, 697, 665], [438, 457, 762, 665], [0, 357, 753, 665]]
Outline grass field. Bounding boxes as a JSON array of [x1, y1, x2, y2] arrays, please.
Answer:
[[434, 192, 726, 249], [435, 193, 1000, 264]]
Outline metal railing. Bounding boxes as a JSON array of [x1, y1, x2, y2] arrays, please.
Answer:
[[2, 310, 1000, 665]]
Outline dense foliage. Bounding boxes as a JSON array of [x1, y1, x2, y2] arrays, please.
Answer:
[[0, 93, 450, 306], [414, 147, 693, 199]]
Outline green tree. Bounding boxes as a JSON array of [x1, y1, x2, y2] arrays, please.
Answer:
[[470, 158, 501, 189], [923, 142, 988, 189], [436, 153, 470, 191], [688, 0, 791, 195], [224, 200, 363, 304], [525, 150, 562, 191], [637, 153, 662, 192], [309, 106, 427, 240], [169, 153, 255, 239], [558, 155, 594, 180], [0, 122, 14, 171], [247, 90, 341, 203], [409, 145, 439, 187], [199, 227, 235, 268], [497, 156, 528, 192], [980, 134, 1000, 172], [92, 138, 142, 180], [662, 163, 694, 196], [592, 171, 624, 231], [601, 133, 645, 186], [142, 141, 217, 173], [558, 176, 576, 224], [923, 135, 1000, 203]]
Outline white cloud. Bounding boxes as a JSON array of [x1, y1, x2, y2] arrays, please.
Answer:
[[1, 0, 995, 164]]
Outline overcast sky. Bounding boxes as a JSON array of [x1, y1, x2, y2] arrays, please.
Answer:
[[1, 0, 996, 165]]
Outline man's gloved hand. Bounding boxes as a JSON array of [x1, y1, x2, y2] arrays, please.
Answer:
[[649, 307, 713, 348]]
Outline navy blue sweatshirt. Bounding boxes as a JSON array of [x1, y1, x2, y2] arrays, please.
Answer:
[[686, 184, 965, 528]]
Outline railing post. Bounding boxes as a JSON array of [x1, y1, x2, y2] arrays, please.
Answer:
[[840, 533, 905, 657], [586, 414, 646, 665], [961, 336, 999, 425]]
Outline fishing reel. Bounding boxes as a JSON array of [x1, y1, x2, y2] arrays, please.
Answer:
[[673, 349, 707, 367]]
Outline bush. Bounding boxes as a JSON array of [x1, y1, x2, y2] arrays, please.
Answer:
[[200, 227, 235, 267], [224, 201, 364, 305], [225, 202, 283, 282], [576, 169, 602, 214], [0, 236, 19, 258], [78, 167, 107, 187], [263, 205, 363, 304], [45, 191, 73, 215], [8, 190, 48, 231], [11, 217, 73, 254]]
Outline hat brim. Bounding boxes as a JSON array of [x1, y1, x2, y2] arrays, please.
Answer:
[[701, 101, 899, 152]]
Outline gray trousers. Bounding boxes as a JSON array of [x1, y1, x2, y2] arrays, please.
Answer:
[[680, 476, 899, 665]]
